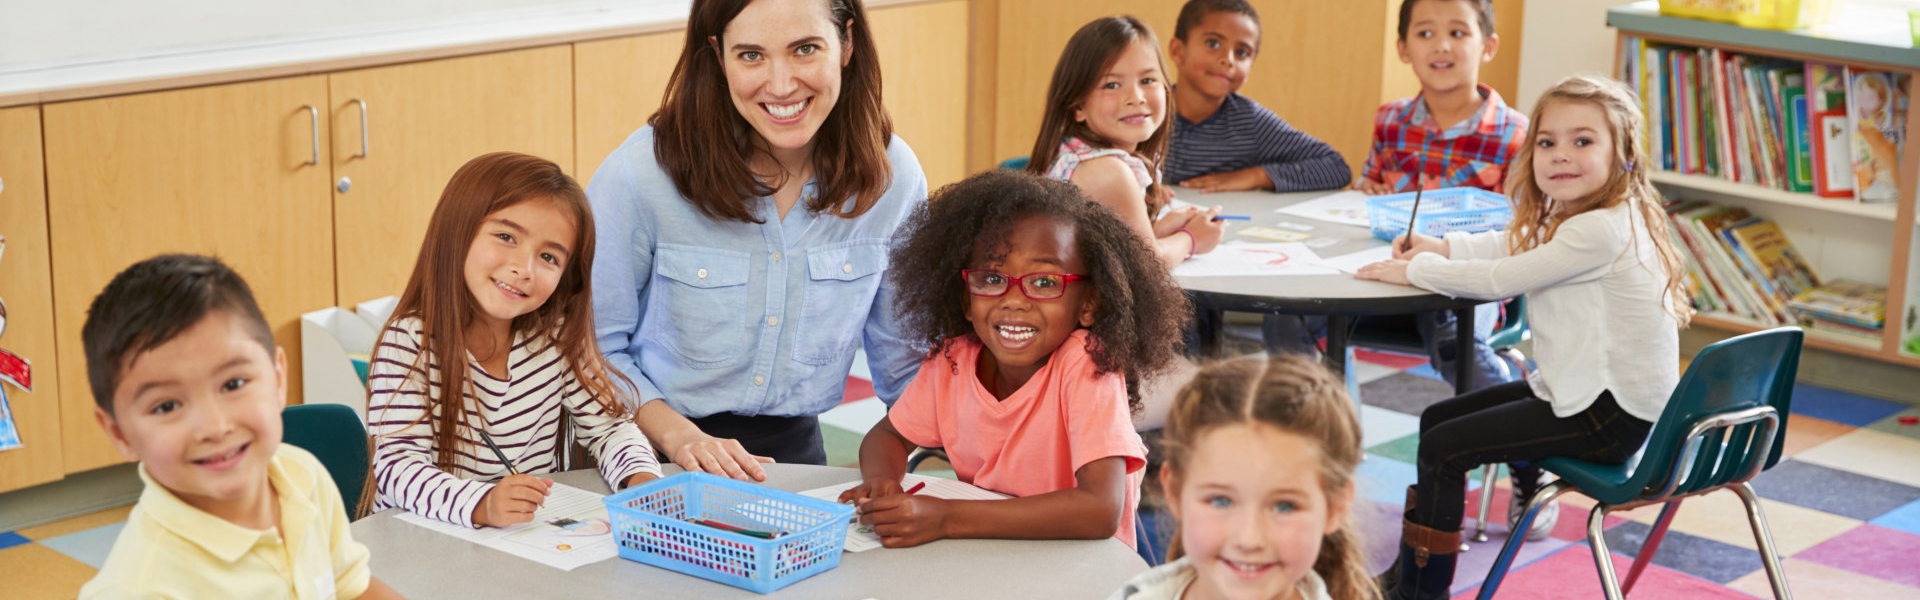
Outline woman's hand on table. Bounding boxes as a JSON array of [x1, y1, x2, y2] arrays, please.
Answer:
[[660, 429, 772, 482], [1355, 259, 1412, 286]]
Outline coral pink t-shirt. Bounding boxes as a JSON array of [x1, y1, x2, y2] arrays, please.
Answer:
[[887, 330, 1148, 549]]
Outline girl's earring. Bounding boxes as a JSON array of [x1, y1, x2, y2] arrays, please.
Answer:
[[1624, 161, 1636, 172]]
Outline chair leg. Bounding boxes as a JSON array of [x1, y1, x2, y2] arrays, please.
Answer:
[[1585, 503, 1627, 600], [1472, 465, 1497, 543], [906, 447, 943, 473], [1622, 500, 1682, 595], [1732, 482, 1794, 600], [1476, 479, 1573, 600]]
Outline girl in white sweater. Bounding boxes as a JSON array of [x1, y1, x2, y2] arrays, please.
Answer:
[[1357, 75, 1693, 600]]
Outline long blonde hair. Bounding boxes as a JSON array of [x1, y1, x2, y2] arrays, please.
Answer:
[[1505, 76, 1693, 326], [1159, 355, 1378, 600]]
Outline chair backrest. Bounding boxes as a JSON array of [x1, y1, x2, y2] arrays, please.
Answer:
[[1612, 327, 1802, 505], [999, 156, 1031, 171], [1487, 295, 1528, 350], [281, 403, 373, 520]]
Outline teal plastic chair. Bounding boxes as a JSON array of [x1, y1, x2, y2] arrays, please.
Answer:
[[999, 156, 1030, 171], [1479, 327, 1802, 600], [281, 404, 373, 521]]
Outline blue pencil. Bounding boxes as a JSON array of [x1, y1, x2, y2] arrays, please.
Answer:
[[1211, 215, 1252, 221]]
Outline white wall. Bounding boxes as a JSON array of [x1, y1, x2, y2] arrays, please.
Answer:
[[0, 0, 595, 67], [1515, 0, 1622, 114]]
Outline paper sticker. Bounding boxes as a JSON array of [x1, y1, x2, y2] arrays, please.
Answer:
[[1306, 237, 1340, 249], [1275, 222, 1316, 232], [0, 387, 19, 452], [0, 347, 29, 392]]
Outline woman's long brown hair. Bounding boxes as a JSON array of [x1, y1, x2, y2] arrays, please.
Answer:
[[360, 152, 635, 515], [651, 0, 893, 223], [1025, 15, 1173, 216], [1160, 355, 1379, 600], [1504, 75, 1693, 327]]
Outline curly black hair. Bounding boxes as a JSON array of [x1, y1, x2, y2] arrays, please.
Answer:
[[889, 169, 1192, 412]]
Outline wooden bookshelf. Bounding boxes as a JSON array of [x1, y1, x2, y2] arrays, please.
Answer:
[[1610, 1, 1920, 367], [1649, 171, 1900, 221]]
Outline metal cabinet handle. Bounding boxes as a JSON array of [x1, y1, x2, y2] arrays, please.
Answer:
[[302, 105, 319, 166], [352, 98, 369, 158]]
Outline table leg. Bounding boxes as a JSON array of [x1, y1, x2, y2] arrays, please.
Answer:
[[1204, 308, 1225, 358], [1454, 304, 1475, 396], [1325, 314, 1351, 379]]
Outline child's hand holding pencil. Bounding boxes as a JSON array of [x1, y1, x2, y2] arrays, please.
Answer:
[[473, 474, 554, 528]]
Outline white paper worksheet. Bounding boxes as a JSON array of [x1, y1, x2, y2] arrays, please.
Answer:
[[1273, 190, 1372, 227], [396, 483, 616, 571], [798, 474, 1005, 552], [1319, 245, 1398, 274], [1172, 243, 1338, 278]]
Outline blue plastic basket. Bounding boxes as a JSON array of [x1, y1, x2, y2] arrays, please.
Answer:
[[1366, 187, 1513, 242], [603, 472, 854, 594]]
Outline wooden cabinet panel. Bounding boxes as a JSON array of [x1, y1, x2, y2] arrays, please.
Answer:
[[870, 0, 971, 188], [0, 106, 67, 492], [44, 75, 336, 473], [574, 31, 682, 187], [329, 45, 574, 308]]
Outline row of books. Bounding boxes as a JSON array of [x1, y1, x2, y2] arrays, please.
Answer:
[[1665, 200, 1886, 343], [1622, 37, 1909, 203]]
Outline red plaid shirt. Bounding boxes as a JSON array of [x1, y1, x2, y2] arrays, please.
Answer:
[[1361, 84, 1528, 193]]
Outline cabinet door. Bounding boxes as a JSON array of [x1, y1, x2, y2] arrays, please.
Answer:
[[870, 0, 971, 189], [0, 105, 66, 492], [575, 31, 682, 186], [329, 45, 574, 308], [44, 76, 336, 474]]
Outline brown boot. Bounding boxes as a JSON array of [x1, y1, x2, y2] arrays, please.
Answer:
[[1385, 518, 1462, 600]]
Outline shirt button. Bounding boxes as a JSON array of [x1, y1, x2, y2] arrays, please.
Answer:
[[842, 263, 853, 274], [771, 251, 783, 262], [767, 316, 779, 326], [697, 268, 708, 279], [753, 376, 765, 386]]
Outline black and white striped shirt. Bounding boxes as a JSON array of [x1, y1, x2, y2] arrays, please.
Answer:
[[368, 317, 661, 527], [1166, 91, 1353, 192]]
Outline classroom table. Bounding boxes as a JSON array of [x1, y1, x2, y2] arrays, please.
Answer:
[[1174, 187, 1495, 394], [352, 464, 1149, 599]]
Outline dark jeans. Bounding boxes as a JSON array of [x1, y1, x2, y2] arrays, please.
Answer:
[[1182, 293, 1327, 358], [1409, 381, 1652, 532], [688, 412, 827, 465]]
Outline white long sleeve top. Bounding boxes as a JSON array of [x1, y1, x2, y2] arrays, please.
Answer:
[[1405, 199, 1679, 422]]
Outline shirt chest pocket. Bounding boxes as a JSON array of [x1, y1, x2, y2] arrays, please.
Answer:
[[791, 241, 888, 365], [649, 244, 753, 367]]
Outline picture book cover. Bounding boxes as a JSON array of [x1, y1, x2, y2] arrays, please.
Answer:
[[1846, 70, 1909, 203], [1811, 110, 1855, 198]]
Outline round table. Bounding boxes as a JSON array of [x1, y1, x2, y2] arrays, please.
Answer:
[[1173, 187, 1493, 392], [351, 464, 1149, 599]]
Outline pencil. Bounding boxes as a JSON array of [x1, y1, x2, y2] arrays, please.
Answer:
[[1211, 215, 1252, 221], [905, 481, 927, 495], [477, 429, 519, 476]]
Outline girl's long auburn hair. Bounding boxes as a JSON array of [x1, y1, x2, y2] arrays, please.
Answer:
[[1159, 355, 1379, 600], [651, 0, 893, 224], [361, 152, 635, 515], [1505, 76, 1693, 327], [1025, 15, 1173, 216]]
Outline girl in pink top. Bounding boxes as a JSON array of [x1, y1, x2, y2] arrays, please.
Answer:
[[840, 170, 1191, 550]]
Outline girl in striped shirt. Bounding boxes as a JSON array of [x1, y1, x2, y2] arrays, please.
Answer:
[[365, 152, 662, 528]]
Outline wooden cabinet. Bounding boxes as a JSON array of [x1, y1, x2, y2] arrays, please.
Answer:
[[329, 45, 575, 308], [43, 75, 337, 474], [575, 31, 683, 187], [0, 106, 66, 492], [870, 0, 971, 189]]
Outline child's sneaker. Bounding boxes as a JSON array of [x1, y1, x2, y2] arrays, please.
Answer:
[[1506, 471, 1557, 542]]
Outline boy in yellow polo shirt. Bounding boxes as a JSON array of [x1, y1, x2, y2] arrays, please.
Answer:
[[78, 254, 402, 599]]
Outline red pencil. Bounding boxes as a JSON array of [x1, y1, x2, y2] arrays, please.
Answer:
[[905, 481, 927, 495]]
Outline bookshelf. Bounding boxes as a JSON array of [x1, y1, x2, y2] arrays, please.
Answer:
[[1608, 1, 1920, 368]]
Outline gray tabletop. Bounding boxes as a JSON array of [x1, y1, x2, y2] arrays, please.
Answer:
[[1174, 187, 1481, 315], [352, 465, 1149, 599]]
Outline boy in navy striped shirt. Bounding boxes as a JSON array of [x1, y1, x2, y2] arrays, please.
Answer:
[[1167, 0, 1348, 357], [1165, 0, 1351, 192]]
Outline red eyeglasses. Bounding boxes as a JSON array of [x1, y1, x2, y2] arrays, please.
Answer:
[[961, 269, 1087, 300]]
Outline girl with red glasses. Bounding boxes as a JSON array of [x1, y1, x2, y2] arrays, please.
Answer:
[[838, 169, 1189, 550]]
